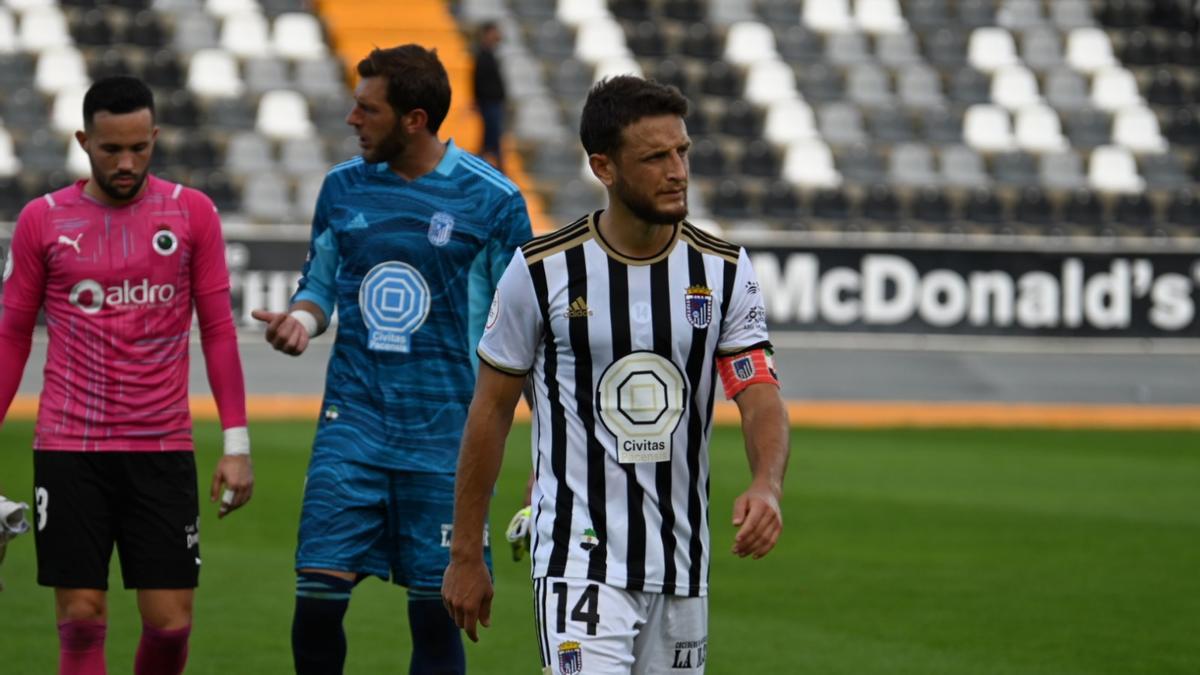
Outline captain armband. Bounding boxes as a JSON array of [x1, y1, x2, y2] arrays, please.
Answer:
[[716, 348, 779, 400]]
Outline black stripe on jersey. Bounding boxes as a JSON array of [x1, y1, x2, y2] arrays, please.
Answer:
[[531, 260, 574, 577], [534, 579, 549, 666], [649, 257, 678, 594], [680, 222, 739, 264], [565, 245, 607, 583], [522, 215, 590, 264], [683, 245, 709, 597], [608, 255, 648, 591]]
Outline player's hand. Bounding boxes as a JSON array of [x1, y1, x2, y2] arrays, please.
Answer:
[[210, 455, 254, 519], [731, 482, 782, 559], [505, 506, 532, 562], [251, 309, 310, 356], [441, 558, 494, 642]]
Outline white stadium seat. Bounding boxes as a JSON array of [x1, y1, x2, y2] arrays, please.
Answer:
[[256, 89, 314, 140], [591, 55, 642, 83], [803, 0, 854, 33], [35, 46, 89, 96], [855, 0, 907, 34], [557, 0, 608, 28], [187, 48, 244, 98], [724, 21, 777, 66], [991, 65, 1041, 110], [1088, 145, 1144, 193], [968, 27, 1018, 73], [66, 136, 90, 177], [272, 13, 328, 61], [206, 0, 261, 18], [1065, 27, 1115, 74], [0, 127, 22, 177], [18, 6, 71, 52], [50, 87, 88, 135], [1090, 67, 1142, 112], [783, 139, 841, 188], [1014, 104, 1067, 153], [220, 11, 271, 58], [764, 99, 817, 146], [745, 59, 798, 106], [963, 104, 1015, 152], [1112, 106, 1167, 154], [574, 18, 628, 64], [0, 10, 17, 54]]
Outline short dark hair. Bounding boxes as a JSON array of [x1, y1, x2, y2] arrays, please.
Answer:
[[579, 75, 689, 156], [357, 44, 451, 134], [83, 76, 155, 128]]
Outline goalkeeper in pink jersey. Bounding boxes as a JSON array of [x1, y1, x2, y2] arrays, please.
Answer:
[[0, 76, 254, 675]]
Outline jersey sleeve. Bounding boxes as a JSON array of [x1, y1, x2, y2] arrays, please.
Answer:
[[476, 249, 542, 375], [467, 192, 535, 369], [2, 201, 48, 313], [187, 192, 232, 297], [290, 176, 339, 320], [717, 248, 772, 355]]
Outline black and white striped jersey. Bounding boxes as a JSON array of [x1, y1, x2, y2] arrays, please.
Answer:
[[478, 211, 772, 597]]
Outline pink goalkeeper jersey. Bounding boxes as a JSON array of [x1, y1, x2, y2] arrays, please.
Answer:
[[3, 176, 230, 451]]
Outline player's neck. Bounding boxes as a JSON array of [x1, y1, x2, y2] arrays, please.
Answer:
[[387, 136, 446, 181], [596, 204, 676, 259], [83, 176, 149, 207]]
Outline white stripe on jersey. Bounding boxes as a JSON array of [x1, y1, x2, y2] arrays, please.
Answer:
[[478, 213, 771, 597]]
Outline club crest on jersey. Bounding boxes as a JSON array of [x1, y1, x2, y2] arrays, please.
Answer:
[[557, 641, 583, 675], [733, 355, 755, 381], [685, 285, 712, 329], [359, 261, 431, 353], [428, 211, 455, 247], [579, 528, 599, 551], [152, 226, 178, 256]]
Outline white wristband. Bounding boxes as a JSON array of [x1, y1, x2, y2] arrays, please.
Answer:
[[223, 426, 250, 456], [289, 309, 319, 337]]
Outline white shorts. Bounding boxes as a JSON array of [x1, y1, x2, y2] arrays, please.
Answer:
[[534, 577, 708, 675]]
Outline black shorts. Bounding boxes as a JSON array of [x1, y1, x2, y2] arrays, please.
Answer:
[[33, 451, 200, 590]]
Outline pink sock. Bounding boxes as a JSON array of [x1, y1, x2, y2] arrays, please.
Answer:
[[134, 623, 191, 675], [57, 620, 107, 675]]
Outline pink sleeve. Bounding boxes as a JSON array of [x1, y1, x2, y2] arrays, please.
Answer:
[[187, 191, 231, 298], [0, 305, 36, 427], [195, 291, 247, 430], [3, 202, 48, 312]]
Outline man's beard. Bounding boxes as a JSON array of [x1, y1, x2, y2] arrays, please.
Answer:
[[93, 165, 148, 202], [363, 123, 407, 164], [613, 174, 687, 225]]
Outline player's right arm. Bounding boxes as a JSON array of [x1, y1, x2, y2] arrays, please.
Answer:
[[0, 204, 48, 429], [253, 175, 337, 355]]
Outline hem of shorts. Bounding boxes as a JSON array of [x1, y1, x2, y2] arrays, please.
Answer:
[[34, 443, 195, 452], [295, 560, 389, 581], [533, 571, 708, 597]]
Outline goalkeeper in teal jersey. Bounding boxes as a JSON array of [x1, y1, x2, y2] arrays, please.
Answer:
[[253, 45, 532, 675]]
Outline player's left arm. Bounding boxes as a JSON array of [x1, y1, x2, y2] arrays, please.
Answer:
[[716, 248, 790, 558], [189, 194, 253, 518]]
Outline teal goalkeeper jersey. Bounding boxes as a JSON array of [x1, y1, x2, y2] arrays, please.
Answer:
[[293, 141, 533, 472]]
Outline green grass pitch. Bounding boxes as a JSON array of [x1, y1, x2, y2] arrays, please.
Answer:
[[0, 421, 1198, 674]]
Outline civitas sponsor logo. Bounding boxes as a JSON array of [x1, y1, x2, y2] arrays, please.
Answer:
[[68, 278, 177, 314], [753, 253, 1199, 331]]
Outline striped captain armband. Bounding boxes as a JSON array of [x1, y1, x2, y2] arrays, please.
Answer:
[[716, 348, 779, 400]]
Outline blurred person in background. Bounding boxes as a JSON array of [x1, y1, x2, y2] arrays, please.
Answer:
[[473, 21, 508, 172]]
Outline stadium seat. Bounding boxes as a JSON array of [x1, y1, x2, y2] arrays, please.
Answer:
[[939, 144, 990, 188], [1014, 104, 1067, 153], [72, 9, 117, 47], [818, 102, 867, 146], [608, 0, 650, 20], [50, 87, 86, 135], [592, 55, 643, 82], [825, 31, 872, 67], [950, 67, 991, 106], [855, 0, 907, 34], [860, 184, 899, 221], [682, 22, 721, 60], [294, 58, 345, 101], [782, 139, 841, 188], [19, 129, 66, 172], [1119, 30, 1161, 67], [877, 32, 922, 67], [34, 47, 89, 96], [1088, 144, 1145, 193], [225, 131, 275, 175], [961, 187, 1001, 224], [514, 97, 565, 142], [918, 109, 962, 146], [912, 187, 950, 222], [0, 127, 22, 177], [799, 63, 843, 102], [66, 133, 90, 176], [1090, 67, 1143, 111], [702, 61, 741, 98], [1112, 106, 1167, 154], [688, 138, 727, 177], [159, 90, 201, 127], [1043, 68, 1090, 111], [812, 187, 850, 219], [553, 58, 592, 99], [1065, 27, 1116, 73], [533, 20, 573, 59], [647, 58, 692, 97], [711, 179, 751, 219], [1166, 108, 1200, 145], [763, 98, 817, 146], [663, 0, 704, 22], [0, 9, 14, 53], [207, 0, 260, 17], [1171, 31, 1199, 66], [744, 60, 798, 107], [803, 0, 854, 34], [719, 100, 762, 138], [242, 173, 294, 223], [897, 65, 945, 109], [1064, 108, 1113, 149], [1038, 151, 1087, 190], [991, 65, 1041, 110], [1113, 193, 1154, 228], [888, 143, 940, 187], [187, 48, 244, 98], [513, 0, 557, 20], [549, 178, 605, 219], [627, 21, 669, 58], [1014, 186, 1052, 225], [759, 0, 798, 25], [925, 28, 967, 68], [836, 144, 885, 185], [761, 180, 800, 218], [997, 0, 1044, 30], [1145, 68, 1187, 106], [89, 48, 136, 82], [968, 28, 1018, 73], [868, 108, 916, 143], [1051, 0, 1095, 28], [992, 151, 1038, 187], [279, 137, 328, 176], [256, 89, 314, 140], [172, 12, 219, 54], [1166, 190, 1200, 226], [18, 6, 71, 52], [846, 64, 893, 109], [956, 0, 996, 27], [575, 18, 628, 64], [295, 170, 323, 218], [557, 0, 608, 28], [724, 21, 776, 66], [1063, 187, 1101, 224], [244, 57, 290, 96], [128, 10, 167, 48], [738, 139, 780, 177], [1020, 27, 1063, 72], [220, 11, 271, 58], [906, 0, 949, 28], [963, 104, 1015, 152], [179, 135, 220, 169], [272, 12, 327, 60]]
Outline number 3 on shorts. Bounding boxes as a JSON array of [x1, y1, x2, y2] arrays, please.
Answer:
[[552, 582, 600, 636], [35, 487, 48, 531]]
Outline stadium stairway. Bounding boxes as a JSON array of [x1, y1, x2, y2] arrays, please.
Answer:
[[314, 0, 551, 232]]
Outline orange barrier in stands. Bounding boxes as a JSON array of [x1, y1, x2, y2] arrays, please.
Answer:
[[315, 0, 552, 233]]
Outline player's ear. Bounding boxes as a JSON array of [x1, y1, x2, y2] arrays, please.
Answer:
[[74, 130, 89, 152], [403, 108, 430, 135], [588, 153, 615, 187]]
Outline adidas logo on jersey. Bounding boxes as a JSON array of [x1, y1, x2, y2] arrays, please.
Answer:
[[564, 297, 592, 319]]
